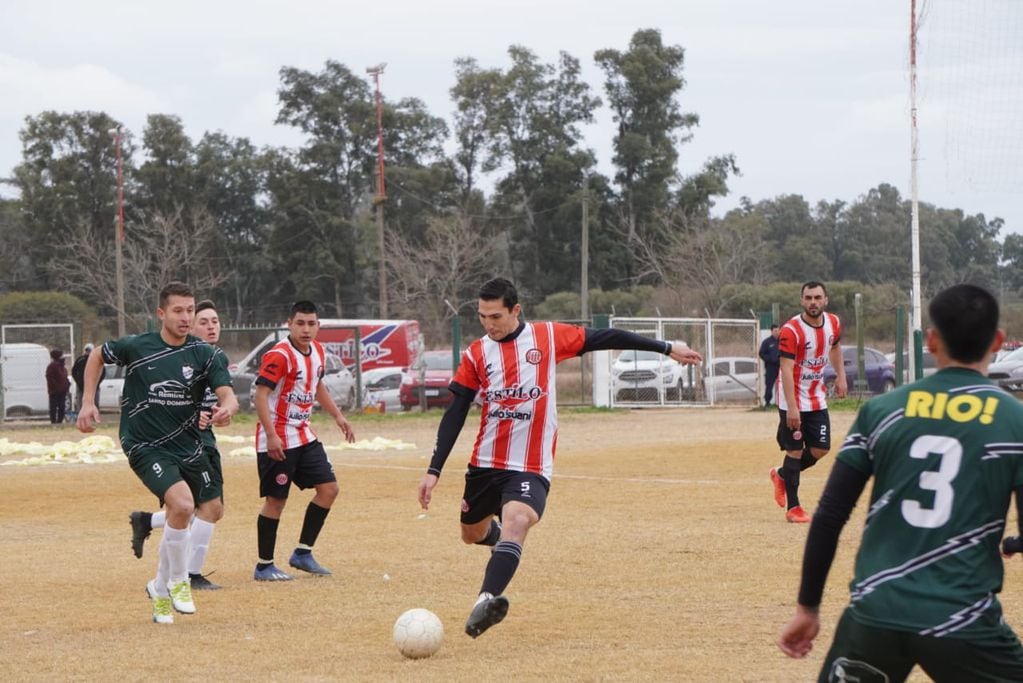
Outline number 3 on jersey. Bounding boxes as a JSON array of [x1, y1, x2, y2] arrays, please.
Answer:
[[901, 435, 962, 529]]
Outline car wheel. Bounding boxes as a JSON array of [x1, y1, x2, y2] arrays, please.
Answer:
[[882, 380, 896, 393]]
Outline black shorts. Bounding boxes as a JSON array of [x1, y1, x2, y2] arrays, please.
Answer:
[[777, 408, 831, 452], [257, 441, 336, 499], [460, 465, 551, 525]]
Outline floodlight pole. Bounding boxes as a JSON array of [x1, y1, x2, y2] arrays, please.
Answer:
[[111, 127, 127, 337], [908, 0, 922, 380], [367, 63, 388, 318]]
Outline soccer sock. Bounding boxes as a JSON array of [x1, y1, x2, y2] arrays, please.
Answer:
[[782, 455, 802, 510], [163, 524, 190, 583], [475, 519, 502, 547], [257, 514, 280, 568], [297, 502, 331, 550], [155, 536, 171, 594], [479, 540, 522, 597], [800, 447, 819, 471], [187, 518, 215, 575], [151, 511, 166, 529]]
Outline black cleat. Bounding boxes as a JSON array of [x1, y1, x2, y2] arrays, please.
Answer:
[[129, 511, 152, 559], [188, 572, 222, 590], [465, 594, 509, 638]]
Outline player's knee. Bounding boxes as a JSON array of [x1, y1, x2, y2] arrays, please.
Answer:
[[460, 524, 486, 544], [318, 482, 339, 503], [197, 499, 224, 523]]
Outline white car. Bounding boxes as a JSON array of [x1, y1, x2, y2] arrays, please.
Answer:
[[321, 355, 358, 410], [360, 367, 403, 413], [988, 346, 1023, 392], [612, 348, 695, 402], [704, 357, 759, 402], [98, 363, 125, 411]]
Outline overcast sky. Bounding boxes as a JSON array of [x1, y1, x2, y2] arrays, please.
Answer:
[[2, 0, 1021, 233]]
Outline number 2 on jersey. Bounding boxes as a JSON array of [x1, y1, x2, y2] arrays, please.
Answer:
[[901, 435, 962, 529]]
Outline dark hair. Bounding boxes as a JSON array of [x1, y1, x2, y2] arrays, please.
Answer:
[[50, 349, 63, 360], [929, 284, 999, 362], [478, 278, 518, 310], [290, 300, 318, 318], [770, 324, 779, 330], [196, 299, 217, 314], [801, 281, 828, 297], [159, 282, 193, 309]]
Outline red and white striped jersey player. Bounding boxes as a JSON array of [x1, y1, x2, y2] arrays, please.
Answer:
[[768, 281, 848, 525], [417, 277, 702, 640]]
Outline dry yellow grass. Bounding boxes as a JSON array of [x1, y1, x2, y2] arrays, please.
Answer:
[[1, 408, 1020, 682]]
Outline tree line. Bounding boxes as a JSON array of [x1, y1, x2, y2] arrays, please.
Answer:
[[1, 29, 1019, 346]]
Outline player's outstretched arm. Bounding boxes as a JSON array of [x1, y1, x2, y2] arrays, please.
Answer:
[[315, 381, 354, 443], [75, 347, 106, 433], [667, 342, 702, 365]]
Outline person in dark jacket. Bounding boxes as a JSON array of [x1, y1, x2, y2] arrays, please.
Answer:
[[71, 343, 104, 410], [758, 324, 780, 406], [46, 348, 70, 424]]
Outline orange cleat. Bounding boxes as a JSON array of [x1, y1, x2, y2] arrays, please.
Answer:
[[786, 506, 811, 524], [769, 468, 786, 508]]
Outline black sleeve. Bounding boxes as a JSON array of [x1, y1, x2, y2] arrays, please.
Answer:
[[797, 459, 870, 608], [426, 383, 475, 477], [581, 328, 672, 355]]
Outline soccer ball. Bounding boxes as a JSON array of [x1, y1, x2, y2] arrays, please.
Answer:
[[392, 608, 444, 659]]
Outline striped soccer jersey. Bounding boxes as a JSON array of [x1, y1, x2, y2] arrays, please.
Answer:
[[837, 368, 1023, 638], [254, 337, 326, 451], [777, 311, 842, 412], [452, 322, 586, 481]]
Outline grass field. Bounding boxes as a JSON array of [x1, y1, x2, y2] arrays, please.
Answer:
[[1, 407, 1021, 681]]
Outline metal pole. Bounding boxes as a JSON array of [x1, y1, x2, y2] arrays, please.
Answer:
[[580, 176, 589, 322], [114, 128, 126, 337], [367, 65, 388, 318], [909, 0, 922, 380]]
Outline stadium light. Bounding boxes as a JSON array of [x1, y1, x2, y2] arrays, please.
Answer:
[[366, 63, 388, 318], [108, 126, 127, 337]]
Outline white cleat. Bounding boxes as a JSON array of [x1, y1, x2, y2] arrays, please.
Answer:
[[168, 578, 196, 614]]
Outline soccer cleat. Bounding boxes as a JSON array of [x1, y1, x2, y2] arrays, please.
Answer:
[[769, 468, 786, 509], [254, 564, 294, 581], [189, 572, 221, 590], [146, 580, 173, 625], [289, 551, 332, 576], [465, 594, 510, 638], [129, 511, 152, 559], [168, 579, 196, 614], [786, 505, 811, 524]]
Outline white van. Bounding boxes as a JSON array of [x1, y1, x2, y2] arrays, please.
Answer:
[[1, 343, 51, 418]]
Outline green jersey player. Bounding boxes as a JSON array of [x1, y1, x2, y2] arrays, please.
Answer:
[[77, 283, 238, 624], [779, 284, 1023, 682]]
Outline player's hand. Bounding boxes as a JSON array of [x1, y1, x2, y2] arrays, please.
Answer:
[[418, 473, 439, 510], [336, 415, 355, 443], [209, 405, 233, 427], [834, 375, 848, 399], [668, 342, 703, 365], [266, 432, 285, 462], [786, 410, 801, 431], [76, 404, 100, 433], [777, 605, 820, 659]]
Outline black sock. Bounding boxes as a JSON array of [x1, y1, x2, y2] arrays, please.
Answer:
[[475, 519, 502, 547], [298, 502, 331, 548], [800, 447, 819, 471], [480, 540, 522, 597], [783, 455, 802, 510], [257, 514, 280, 565]]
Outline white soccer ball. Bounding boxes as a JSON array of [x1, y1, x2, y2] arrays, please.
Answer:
[[393, 608, 444, 659]]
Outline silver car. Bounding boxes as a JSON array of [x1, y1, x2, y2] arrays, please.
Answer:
[[704, 357, 759, 402], [987, 346, 1023, 392]]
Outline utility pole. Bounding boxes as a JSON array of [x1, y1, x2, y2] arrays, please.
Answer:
[[109, 127, 127, 337], [580, 176, 589, 321], [367, 63, 388, 318], [908, 0, 922, 380]]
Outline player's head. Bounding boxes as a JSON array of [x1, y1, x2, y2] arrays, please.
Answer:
[[287, 299, 320, 349], [928, 284, 1001, 363], [478, 278, 522, 341], [157, 282, 195, 343], [193, 299, 221, 345], [83, 343, 94, 354], [800, 281, 828, 320]]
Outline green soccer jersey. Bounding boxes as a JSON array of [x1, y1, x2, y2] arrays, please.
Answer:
[[102, 332, 232, 462], [837, 367, 1023, 638], [198, 348, 228, 450]]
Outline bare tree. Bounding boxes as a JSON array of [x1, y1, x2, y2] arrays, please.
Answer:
[[386, 212, 498, 345], [51, 207, 229, 330]]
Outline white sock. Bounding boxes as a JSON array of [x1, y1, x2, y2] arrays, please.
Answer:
[[163, 524, 190, 584], [151, 511, 166, 529], [154, 538, 171, 596], [187, 518, 216, 575]]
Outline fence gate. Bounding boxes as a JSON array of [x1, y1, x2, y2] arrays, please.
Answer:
[[603, 317, 761, 408]]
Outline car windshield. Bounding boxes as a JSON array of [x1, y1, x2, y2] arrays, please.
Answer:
[[617, 349, 664, 362], [422, 353, 452, 371]]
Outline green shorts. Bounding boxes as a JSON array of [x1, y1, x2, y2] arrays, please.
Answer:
[[820, 607, 1023, 682], [129, 448, 223, 506]]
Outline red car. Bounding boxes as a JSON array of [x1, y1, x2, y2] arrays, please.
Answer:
[[400, 350, 456, 410]]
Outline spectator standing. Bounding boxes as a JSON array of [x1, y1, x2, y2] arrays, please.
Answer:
[[46, 348, 70, 424]]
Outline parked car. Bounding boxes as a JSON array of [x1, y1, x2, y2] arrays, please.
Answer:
[[823, 345, 896, 395], [987, 346, 1023, 392], [704, 356, 758, 402], [400, 350, 455, 410], [612, 348, 695, 402], [885, 349, 937, 383], [98, 363, 126, 411], [0, 343, 52, 417], [361, 366, 403, 413]]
